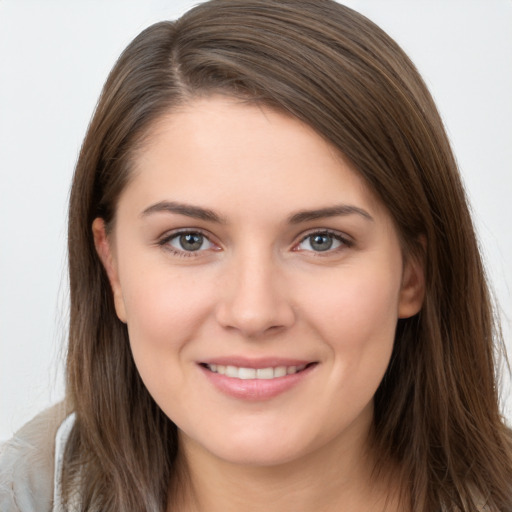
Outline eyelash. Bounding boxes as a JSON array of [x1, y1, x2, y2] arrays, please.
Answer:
[[157, 229, 217, 258], [294, 230, 353, 256], [157, 229, 353, 257]]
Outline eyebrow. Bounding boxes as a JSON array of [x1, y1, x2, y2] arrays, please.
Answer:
[[141, 200, 373, 225], [288, 205, 374, 224], [141, 201, 226, 223]]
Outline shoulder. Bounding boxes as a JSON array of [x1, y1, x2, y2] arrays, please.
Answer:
[[0, 403, 68, 512]]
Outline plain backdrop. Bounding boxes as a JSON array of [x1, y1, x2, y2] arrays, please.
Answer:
[[1, 0, 511, 440]]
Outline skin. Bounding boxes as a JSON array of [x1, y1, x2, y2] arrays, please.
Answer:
[[93, 96, 424, 511]]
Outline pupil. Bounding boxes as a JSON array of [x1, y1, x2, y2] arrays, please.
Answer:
[[180, 233, 203, 251], [311, 234, 332, 251]]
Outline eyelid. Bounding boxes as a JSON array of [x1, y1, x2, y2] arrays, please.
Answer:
[[293, 229, 353, 252], [156, 227, 352, 256], [157, 228, 221, 256]]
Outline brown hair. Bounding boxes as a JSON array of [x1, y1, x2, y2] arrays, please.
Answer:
[[64, 1, 512, 510]]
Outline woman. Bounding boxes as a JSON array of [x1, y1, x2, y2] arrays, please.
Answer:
[[1, 1, 511, 510]]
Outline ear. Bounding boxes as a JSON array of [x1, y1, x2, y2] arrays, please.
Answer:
[[92, 218, 127, 323], [398, 249, 425, 319]]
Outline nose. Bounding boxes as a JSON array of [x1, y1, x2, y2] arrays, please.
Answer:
[[215, 249, 296, 338]]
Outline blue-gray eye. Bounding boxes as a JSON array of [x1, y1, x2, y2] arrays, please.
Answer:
[[298, 232, 343, 252], [169, 232, 213, 252]]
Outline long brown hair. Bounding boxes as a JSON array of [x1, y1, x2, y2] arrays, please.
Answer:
[[64, 1, 512, 510]]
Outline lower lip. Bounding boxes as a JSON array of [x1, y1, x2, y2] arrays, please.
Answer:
[[199, 364, 317, 400]]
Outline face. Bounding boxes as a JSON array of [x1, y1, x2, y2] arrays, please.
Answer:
[[94, 96, 424, 469]]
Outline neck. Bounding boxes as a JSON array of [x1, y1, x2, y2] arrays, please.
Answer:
[[169, 414, 405, 512]]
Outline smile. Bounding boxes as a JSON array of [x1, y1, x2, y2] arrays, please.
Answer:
[[204, 363, 308, 380], [199, 361, 317, 400]]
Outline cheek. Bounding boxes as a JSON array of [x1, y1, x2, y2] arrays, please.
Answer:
[[305, 266, 401, 337], [119, 268, 219, 416], [119, 266, 215, 368], [298, 261, 402, 384]]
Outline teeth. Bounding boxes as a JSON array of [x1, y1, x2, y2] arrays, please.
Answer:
[[256, 367, 274, 379], [226, 365, 238, 378], [274, 366, 287, 378], [206, 363, 308, 379], [238, 367, 256, 380]]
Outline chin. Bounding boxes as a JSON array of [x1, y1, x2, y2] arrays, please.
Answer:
[[181, 424, 316, 468], [212, 442, 306, 468]]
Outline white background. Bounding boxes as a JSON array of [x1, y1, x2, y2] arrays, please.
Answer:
[[1, 0, 511, 440]]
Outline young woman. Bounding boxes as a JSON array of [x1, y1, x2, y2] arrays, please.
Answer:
[[1, 1, 511, 511]]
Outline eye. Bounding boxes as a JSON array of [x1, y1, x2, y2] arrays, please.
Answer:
[[161, 231, 216, 255], [295, 231, 350, 253]]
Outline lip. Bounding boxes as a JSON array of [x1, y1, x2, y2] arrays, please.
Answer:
[[200, 356, 312, 368], [198, 358, 318, 401]]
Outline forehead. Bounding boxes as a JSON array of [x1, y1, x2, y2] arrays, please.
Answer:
[[120, 96, 384, 221]]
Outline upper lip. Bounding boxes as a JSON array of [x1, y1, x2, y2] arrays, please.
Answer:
[[199, 357, 316, 369]]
